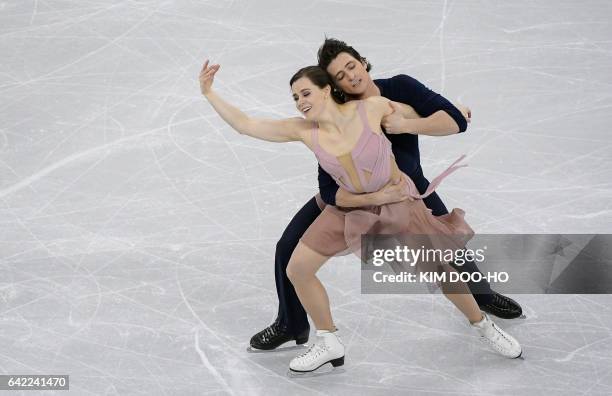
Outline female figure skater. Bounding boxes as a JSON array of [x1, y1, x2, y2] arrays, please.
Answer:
[[199, 61, 522, 373]]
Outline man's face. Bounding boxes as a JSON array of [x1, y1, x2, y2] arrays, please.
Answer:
[[326, 52, 371, 96]]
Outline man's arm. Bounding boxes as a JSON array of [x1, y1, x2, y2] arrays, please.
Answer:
[[319, 165, 408, 207], [383, 109, 462, 136], [386, 74, 468, 135], [319, 164, 412, 208], [372, 96, 466, 137], [335, 180, 412, 207], [335, 188, 381, 208]]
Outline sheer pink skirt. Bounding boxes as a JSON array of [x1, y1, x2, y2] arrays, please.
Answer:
[[301, 191, 475, 287]]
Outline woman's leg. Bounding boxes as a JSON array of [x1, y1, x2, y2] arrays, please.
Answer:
[[437, 265, 483, 323], [287, 241, 346, 372], [286, 241, 334, 331]]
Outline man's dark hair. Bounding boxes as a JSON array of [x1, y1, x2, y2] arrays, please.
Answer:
[[317, 37, 372, 73]]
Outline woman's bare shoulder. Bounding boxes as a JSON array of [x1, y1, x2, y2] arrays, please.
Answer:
[[364, 96, 390, 109], [337, 100, 360, 112]]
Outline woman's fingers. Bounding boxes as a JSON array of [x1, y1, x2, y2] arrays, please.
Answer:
[[200, 64, 220, 82], [200, 60, 220, 76], [200, 60, 219, 95], [204, 68, 218, 79], [202, 64, 220, 77]]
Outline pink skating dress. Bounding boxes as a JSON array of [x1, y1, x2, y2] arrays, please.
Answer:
[[300, 100, 475, 269]]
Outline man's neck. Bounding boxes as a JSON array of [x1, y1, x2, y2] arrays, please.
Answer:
[[351, 79, 380, 100]]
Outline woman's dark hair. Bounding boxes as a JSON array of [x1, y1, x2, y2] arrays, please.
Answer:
[[289, 65, 345, 104], [317, 37, 372, 73]]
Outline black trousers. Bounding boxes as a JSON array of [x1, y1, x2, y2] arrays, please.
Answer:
[[275, 175, 493, 335]]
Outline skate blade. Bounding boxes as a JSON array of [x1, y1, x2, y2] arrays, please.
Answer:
[[490, 314, 527, 320], [287, 366, 345, 378], [246, 344, 309, 354]]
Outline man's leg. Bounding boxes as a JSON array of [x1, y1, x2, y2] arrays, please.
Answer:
[[250, 196, 323, 350]]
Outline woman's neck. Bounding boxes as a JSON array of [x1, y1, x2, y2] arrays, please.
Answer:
[[315, 101, 352, 133]]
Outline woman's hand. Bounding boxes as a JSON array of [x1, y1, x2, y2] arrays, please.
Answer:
[[200, 60, 220, 96]]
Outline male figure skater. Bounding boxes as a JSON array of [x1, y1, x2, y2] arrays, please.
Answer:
[[250, 38, 522, 350]]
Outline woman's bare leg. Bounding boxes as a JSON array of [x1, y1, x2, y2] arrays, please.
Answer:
[[286, 242, 334, 331], [438, 265, 483, 323], [445, 291, 483, 323]]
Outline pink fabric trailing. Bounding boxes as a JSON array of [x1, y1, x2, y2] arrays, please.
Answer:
[[406, 154, 468, 199]]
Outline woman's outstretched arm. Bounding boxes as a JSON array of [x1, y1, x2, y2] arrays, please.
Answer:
[[200, 60, 310, 142]]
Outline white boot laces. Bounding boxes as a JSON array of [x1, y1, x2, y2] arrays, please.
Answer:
[[481, 321, 512, 353], [298, 339, 328, 363]]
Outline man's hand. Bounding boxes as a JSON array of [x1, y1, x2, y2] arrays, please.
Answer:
[[455, 103, 472, 123], [382, 102, 416, 134], [374, 176, 414, 205]]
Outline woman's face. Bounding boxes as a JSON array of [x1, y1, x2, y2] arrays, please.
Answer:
[[291, 77, 329, 120]]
